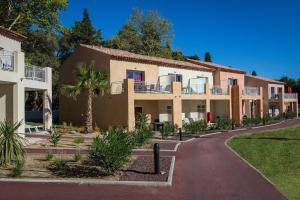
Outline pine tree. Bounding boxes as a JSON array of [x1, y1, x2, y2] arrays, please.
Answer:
[[251, 70, 257, 76], [58, 8, 103, 60], [204, 52, 212, 62]]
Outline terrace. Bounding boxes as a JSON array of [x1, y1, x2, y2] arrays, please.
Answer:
[[242, 86, 260, 96], [25, 64, 46, 82], [0, 49, 14, 72]]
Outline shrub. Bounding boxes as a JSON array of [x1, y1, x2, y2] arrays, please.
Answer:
[[51, 159, 66, 171], [9, 161, 24, 177], [0, 120, 27, 166], [262, 114, 271, 125], [286, 112, 297, 119], [89, 128, 134, 175], [242, 116, 251, 127], [45, 152, 54, 161], [252, 117, 262, 125], [48, 128, 62, 147], [216, 117, 232, 130], [161, 122, 176, 138], [133, 128, 153, 147], [74, 152, 82, 162], [73, 137, 84, 146], [135, 113, 149, 130], [183, 120, 207, 134]]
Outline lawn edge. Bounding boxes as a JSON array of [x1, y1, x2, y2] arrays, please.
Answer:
[[225, 136, 289, 199]]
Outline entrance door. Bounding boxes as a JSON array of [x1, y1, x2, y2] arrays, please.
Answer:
[[135, 106, 143, 119]]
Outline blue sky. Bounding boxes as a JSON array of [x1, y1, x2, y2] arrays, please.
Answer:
[[60, 0, 300, 79]]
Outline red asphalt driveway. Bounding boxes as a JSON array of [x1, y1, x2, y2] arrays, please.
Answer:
[[1, 119, 299, 200]]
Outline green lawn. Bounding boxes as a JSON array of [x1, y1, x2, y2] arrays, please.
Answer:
[[228, 125, 300, 200]]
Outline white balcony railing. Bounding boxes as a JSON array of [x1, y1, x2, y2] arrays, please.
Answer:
[[243, 87, 260, 96], [0, 50, 14, 71], [269, 94, 280, 100], [182, 84, 206, 94], [211, 86, 229, 95], [25, 64, 45, 81], [134, 81, 172, 93], [284, 93, 297, 100]]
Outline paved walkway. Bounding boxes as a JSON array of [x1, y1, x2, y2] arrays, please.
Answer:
[[1, 119, 299, 200]]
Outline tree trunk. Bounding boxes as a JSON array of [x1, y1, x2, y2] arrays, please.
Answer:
[[85, 90, 93, 133]]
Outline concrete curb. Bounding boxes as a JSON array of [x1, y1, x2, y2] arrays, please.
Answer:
[[225, 137, 289, 199], [0, 156, 176, 187]]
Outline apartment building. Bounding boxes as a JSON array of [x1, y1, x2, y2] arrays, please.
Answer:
[[59, 44, 298, 130], [245, 75, 298, 117], [0, 26, 52, 133], [60, 44, 235, 130]]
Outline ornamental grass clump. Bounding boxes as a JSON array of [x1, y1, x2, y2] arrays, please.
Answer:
[[48, 128, 62, 147], [216, 117, 232, 130], [89, 128, 134, 175], [0, 120, 27, 166]]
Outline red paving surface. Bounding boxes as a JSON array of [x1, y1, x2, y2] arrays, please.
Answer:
[[1, 119, 299, 200]]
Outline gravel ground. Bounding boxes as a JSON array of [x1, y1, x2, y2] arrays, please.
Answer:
[[120, 156, 172, 182], [140, 141, 179, 150]]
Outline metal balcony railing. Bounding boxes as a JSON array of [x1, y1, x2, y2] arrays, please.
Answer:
[[182, 84, 206, 94], [269, 94, 280, 100], [284, 93, 297, 100], [25, 64, 45, 81], [134, 81, 172, 93], [211, 86, 229, 95], [243, 87, 259, 96], [0, 50, 14, 71]]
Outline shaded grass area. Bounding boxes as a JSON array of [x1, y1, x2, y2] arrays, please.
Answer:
[[228, 125, 300, 200]]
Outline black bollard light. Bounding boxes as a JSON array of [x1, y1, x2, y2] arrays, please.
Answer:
[[232, 122, 235, 130], [153, 143, 160, 174], [179, 128, 182, 141]]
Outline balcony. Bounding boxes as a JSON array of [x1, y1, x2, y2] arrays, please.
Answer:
[[0, 50, 14, 71], [182, 84, 206, 95], [134, 81, 172, 93], [269, 94, 280, 100], [242, 87, 260, 96], [211, 86, 229, 95], [25, 64, 45, 82], [284, 93, 298, 100]]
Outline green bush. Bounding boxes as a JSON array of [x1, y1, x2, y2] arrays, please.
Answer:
[[286, 112, 297, 119], [48, 128, 62, 147], [183, 120, 207, 134], [74, 152, 82, 162], [9, 161, 24, 177], [252, 117, 262, 125], [242, 116, 251, 127], [89, 128, 134, 175], [51, 159, 66, 171], [0, 120, 27, 166], [133, 112, 153, 146], [161, 122, 177, 138], [216, 117, 232, 130], [133, 128, 153, 147], [45, 152, 54, 161]]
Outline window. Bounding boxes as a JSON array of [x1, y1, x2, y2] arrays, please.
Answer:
[[126, 70, 144, 82], [175, 74, 182, 82], [228, 78, 238, 85]]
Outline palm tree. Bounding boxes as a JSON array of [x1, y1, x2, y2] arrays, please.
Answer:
[[0, 120, 27, 166], [62, 62, 108, 133]]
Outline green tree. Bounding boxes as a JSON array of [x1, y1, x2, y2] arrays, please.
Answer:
[[105, 8, 174, 59], [187, 54, 200, 60], [61, 63, 108, 133], [0, 121, 27, 166], [0, 0, 67, 31], [204, 52, 212, 62], [58, 8, 103, 60], [251, 70, 257, 76]]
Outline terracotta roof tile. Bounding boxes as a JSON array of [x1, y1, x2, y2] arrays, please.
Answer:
[[187, 58, 246, 74], [80, 44, 214, 72], [245, 74, 284, 84], [0, 26, 27, 41]]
